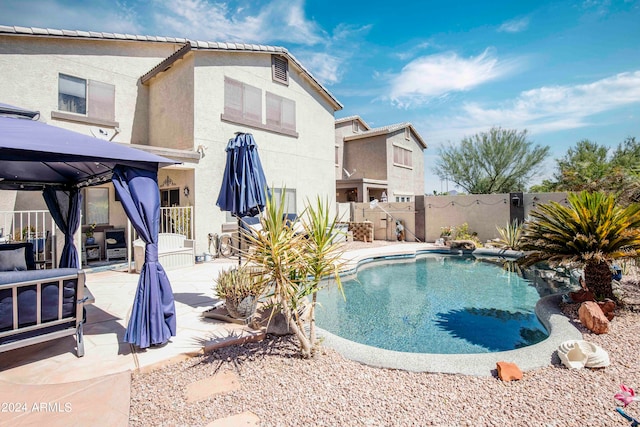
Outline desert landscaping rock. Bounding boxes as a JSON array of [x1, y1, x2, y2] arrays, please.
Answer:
[[130, 302, 640, 426]]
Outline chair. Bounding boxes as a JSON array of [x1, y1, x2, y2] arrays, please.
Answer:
[[105, 228, 127, 261]]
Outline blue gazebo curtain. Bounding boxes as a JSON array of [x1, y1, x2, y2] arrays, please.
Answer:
[[112, 165, 176, 348], [42, 186, 81, 269]]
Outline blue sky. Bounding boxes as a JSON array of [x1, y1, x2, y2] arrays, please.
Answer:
[[1, 0, 639, 193]]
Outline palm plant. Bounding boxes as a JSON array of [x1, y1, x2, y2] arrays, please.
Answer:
[[243, 191, 344, 358], [519, 191, 640, 300], [495, 220, 523, 250]]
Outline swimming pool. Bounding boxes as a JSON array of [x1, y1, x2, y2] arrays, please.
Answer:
[[316, 254, 548, 354]]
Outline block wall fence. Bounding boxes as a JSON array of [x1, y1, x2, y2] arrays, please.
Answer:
[[343, 192, 568, 243]]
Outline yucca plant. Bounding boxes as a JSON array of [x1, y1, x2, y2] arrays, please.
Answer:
[[243, 190, 345, 358], [495, 220, 523, 250], [520, 191, 640, 300], [300, 196, 345, 354]]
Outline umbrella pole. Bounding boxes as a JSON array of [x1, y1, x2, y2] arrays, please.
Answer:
[[237, 216, 242, 266]]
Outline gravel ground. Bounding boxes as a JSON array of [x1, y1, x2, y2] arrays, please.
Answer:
[[130, 248, 640, 427]]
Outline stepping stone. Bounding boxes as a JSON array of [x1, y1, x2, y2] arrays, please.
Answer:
[[186, 370, 239, 403]]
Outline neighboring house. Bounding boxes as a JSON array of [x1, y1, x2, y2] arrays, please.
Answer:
[[0, 25, 342, 255], [335, 116, 426, 203]]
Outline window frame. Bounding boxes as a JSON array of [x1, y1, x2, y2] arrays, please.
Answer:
[[222, 76, 263, 126], [393, 144, 413, 169], [55, 73, 118, 127], [266, 91, 296, 134], [83, 187, 109, 226], [271, 187, 297, 215]]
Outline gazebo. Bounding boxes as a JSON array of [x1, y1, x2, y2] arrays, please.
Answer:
[[0, 103, 179, 349]]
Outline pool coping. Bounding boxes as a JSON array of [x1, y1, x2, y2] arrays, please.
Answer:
[[320, 245, 583, 376]]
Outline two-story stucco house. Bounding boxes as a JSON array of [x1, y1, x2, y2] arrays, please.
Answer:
[[335, 116, 426, 203], [0, 25, 342, 256]]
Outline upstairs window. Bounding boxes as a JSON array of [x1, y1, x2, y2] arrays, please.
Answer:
[[352, 120, 360, 133], [272, 187, 297, 215], [393, 145, 413, 168], [224, 77, 262, 124], [266, 92, 296, 132], [272, 55, 289, 85], [58, 74, 115, 122]]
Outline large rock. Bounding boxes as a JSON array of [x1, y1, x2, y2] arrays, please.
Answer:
[[496, 361, 523, 381], [450, 240, 476, 251], [578, 301, 610, 334], [568, 289, 595, 303], [597, 299, 616, 321]]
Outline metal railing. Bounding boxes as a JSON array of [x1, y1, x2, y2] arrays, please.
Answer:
[[0, 210, 57, 267], [159, 206, 194, 239]]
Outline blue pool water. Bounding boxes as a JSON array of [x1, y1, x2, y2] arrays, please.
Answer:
[[315, 255, 548, 354]]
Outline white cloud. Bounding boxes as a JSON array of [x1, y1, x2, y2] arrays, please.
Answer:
[[420, 71, 640, 144], [387, 49, 521, 108], [295, 52, 343, 85], [0, 0, 142, 34], [150, 0, 360, 86], [152, 0, 324, 45], [498, 17, 530, 33], [393, 41, 432, 61]]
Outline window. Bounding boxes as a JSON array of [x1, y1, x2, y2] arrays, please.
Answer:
[[161, 189, 180, 207], [272, 188, 296, 215], [221, 76, 298, 137], [405, 126, 411, 140], [58, 74, 115, 122], [393, 145, 413, 168], [224, 77, 262, 124], [84, 187, 109, 225], [59, 74, 86, 114], [272, 55, 289, 85], [352, 120, 360, 133], [395, 196, 412, 203], [335, 145, 340, 166], [266, 92, 296, 132]]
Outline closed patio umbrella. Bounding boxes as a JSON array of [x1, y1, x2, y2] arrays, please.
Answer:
[[216, 133, 268, 262]]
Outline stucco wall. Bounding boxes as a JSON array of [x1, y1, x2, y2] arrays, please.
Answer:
[[148, 54, 194, 150], [353, 202, 418, 241], [424, 192, 569, 243], [344, 136, 387, 181], [386, 130, 425, 199], [0, 35, 339, 255], [0, 35, 179, 144], [190, 51, 338, 250]]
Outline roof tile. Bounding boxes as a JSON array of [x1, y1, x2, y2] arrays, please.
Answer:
[[0, 24, 342, 109]]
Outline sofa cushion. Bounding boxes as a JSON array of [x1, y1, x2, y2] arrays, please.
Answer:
[[0, 247, 27, 271], [0, 243, 36, 270]]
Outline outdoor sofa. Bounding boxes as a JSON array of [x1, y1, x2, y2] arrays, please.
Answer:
[[0, 242, 88, 357]]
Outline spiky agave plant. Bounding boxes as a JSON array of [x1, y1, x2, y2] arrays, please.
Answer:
[[519, 191, 640, 300], [496, 219, 523, 250]]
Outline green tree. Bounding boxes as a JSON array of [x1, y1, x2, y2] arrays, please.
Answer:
[[539, 137, 640, 203], [434, 127, 550, 194], [553, 140, 611, 191], [519, 191, 640, 301]]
